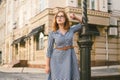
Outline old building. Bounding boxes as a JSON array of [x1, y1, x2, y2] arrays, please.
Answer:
[[1, 0, 120, 68], [107, 0, 120, 65], [0, 0, 6, 64]]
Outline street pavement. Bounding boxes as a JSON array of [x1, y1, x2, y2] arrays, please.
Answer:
[[0, 72, 46, 80], [0, 67, 46, 80], [91, 65, 120, 77], [0, 65, 120, 80]]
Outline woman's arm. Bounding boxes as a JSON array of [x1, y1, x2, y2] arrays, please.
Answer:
[[46, 32, 54, 58], [69, 13, 83, 33], [45, 57, 50, 74], [45, 32, 54, 74]]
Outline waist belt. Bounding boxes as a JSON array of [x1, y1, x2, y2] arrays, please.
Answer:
[[55, 46, 74, 50]]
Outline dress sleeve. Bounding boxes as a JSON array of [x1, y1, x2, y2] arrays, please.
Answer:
[[46, 32, 54, 58], [70, 23, 82, 33]]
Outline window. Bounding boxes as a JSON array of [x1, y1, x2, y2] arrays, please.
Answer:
[[78, 0, 81, 8], [39, 32, 44, 49], [40, 0, 46, 11], [87, 0, 90, 8], [118, 21, 120, 37], [36, 32, 44, 50], [0, 0, 2, 4], [19, 6, 24, 27], [91, 0, 95, 10], [103, 0, 105, 8]]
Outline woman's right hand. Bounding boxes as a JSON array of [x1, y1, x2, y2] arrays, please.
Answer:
[[70, 13, 82, 24], [45, 65, 50, 74]]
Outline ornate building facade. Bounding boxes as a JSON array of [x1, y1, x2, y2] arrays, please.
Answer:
[[0, 0, 120, 68], [0, 0, 6, 64]]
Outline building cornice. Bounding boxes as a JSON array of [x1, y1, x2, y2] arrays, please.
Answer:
[[30, 7, 110, 25], [65, 7, 110, 18], [30, 8, 54, 24]]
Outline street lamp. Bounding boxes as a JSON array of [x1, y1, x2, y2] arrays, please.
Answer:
[[77, 0, 93, 80]]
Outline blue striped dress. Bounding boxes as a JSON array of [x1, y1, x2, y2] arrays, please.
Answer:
[[46, 23, 82, 80]]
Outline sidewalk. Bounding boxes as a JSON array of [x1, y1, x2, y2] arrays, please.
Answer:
[[0, 67, 45, 73], [0, 65, 120, 77], [91, 65, 120, 77]]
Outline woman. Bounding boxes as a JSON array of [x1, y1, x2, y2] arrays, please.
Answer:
[[45, 11, 82, 80]]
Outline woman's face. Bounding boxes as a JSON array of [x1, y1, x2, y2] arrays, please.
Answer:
[[56, 12, 65, 25]]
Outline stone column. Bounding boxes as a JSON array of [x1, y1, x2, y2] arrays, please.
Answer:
[[26, 39, 29, 60], [18, 43, 20, 60], [30, 36, 34, 61], [12, 45, 15, 62]]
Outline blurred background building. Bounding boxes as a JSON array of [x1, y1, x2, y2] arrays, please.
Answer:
[[0, 0, 120, 68]]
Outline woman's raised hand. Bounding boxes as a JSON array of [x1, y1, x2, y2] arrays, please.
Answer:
[[70, 13, 76, 20], [70, 13, 82, 24]]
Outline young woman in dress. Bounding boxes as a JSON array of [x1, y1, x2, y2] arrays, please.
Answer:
[[45, 11, 82, 80]]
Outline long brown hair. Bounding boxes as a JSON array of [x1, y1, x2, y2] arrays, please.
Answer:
[[52, 11, 70, 32]]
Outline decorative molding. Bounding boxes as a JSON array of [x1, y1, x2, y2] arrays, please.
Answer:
[[30, 7, 110, 24]]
